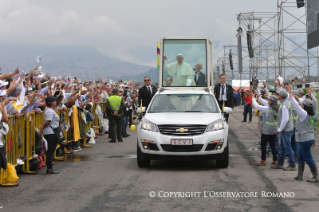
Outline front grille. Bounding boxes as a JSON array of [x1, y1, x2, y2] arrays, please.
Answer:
[[205, 143, 217, 151], [148, 143, 159, 151], [157, 125, 206, 136], [161, 144, 203, 152]]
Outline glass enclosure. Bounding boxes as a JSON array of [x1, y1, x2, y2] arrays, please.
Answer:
[[162, 39, 207, 87], [148, 94, 218, 113]]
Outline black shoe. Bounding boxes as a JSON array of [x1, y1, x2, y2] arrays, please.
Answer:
[[242, 120, 246, 122], [46, 169, 60, 174], [109, 140, 116, 143], [118, 139, 123, 142], [123, 134, 129, 137]]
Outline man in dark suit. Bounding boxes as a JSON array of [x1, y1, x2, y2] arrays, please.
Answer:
[[214, 74, 234, 123], [194, 63, 206, 86], [138, 76, 157, 110]]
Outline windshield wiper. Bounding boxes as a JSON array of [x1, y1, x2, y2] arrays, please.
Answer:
[[184, 110, 204, 112]]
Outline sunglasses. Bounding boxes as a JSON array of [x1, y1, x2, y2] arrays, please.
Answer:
[[144, 79, 150, 82]]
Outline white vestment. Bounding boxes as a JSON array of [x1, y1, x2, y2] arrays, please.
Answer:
[[164, 62, 195, 86]]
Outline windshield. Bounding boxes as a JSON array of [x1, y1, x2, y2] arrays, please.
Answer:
[[148, 94, 218, 113], [162, 39, 207, 87]]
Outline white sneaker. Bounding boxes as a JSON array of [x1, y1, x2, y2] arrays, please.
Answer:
[[17, 159, 24, 165]]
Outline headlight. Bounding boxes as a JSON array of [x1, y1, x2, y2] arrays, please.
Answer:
[[141, 119, 158, 132], [206, 119, 224, 132]]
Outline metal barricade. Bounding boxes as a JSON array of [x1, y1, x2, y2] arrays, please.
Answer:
[[92, 104, 99, 130], [0, 115, 20, 186], [22, 112, 37, 174], [6, 116, 19, 166], [56, 109, 73, 155]]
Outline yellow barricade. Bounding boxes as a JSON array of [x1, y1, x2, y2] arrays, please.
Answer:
[[56, 109, 73, 155], [6, 116, 19, 166], [92, 104, 99, 130], [1, 103, 107, 187], [100, 102, 106, 114], [23, 113, 37, 174], [0, 115, 21, 186]]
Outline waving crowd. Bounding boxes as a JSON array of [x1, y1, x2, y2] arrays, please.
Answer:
[[0, 66, 146, 175], [251, 76, 319, 183]]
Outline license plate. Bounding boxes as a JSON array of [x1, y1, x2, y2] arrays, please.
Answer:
[[171, 139, 193, 145]]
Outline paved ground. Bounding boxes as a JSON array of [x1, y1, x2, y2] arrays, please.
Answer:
[[1, 107, 319, 212]]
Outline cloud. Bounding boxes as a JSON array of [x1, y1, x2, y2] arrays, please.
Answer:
[[0, 0, 128, 44], [0, 0, 313, 76]]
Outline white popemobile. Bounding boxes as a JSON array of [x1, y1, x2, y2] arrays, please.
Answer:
[[137, 37, 232, 168]]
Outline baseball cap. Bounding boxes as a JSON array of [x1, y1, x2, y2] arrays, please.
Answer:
[[303, 99, 313, 107], [45, 96, 57, 104], [291, 90, 299, 95], [0, 80, 9, 87], [267, 95, 278, 102], [118, 88, 124, 92], [297, 88, 304, 95], [278, 90, 288, 98]]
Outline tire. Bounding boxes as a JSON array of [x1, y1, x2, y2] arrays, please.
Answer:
[[216, 144, 229, 168], [137, 144, 151, 168]]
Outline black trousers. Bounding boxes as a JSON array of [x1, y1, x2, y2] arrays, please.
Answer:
[[261, 134, 277, 161], [0, 147, 7, 170], [243, 105, 252, 121], [128, 109, 133, 127], [44, 134, 57, 170], [224, 113, 229, 123], [109, 115, 123, 141]]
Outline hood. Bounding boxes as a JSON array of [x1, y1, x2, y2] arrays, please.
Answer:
[[144, 113, 222, 125]]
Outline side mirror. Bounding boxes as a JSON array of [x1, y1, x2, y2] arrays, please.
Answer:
[[136, 107, 146, 113], [224, 107, 233, 114]]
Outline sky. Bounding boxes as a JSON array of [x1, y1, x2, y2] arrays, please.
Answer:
[[0, 0, 310, 73]]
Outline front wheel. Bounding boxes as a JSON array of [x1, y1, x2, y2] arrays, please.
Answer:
[[216, 144, 229, 168], [137, 145, 151, 168]]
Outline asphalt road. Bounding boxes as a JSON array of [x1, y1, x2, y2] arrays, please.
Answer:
[[1, 107, 319, 212]]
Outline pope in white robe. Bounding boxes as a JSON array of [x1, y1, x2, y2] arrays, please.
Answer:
[[164, 54, 195, 86]]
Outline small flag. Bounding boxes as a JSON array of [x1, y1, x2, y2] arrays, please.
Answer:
[[36, 55, 41, 64], [157, 42, 162, 69], [157, 43, 160, 55], [157, 55, 160, 69]]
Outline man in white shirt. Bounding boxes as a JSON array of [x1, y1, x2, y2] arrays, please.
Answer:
[[272, 90, 296, 171], [214, 74, 234, 122]]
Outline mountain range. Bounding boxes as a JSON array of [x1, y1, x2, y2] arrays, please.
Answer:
[[0, 43, 155, 81]]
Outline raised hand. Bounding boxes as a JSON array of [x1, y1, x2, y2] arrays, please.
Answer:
[[14, 67, 19, 74], [286, 84, 291, 93]]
